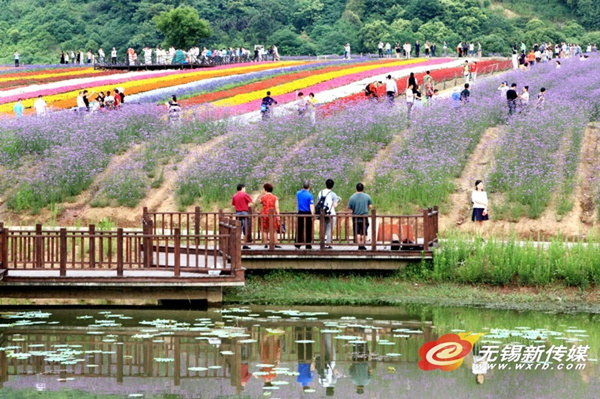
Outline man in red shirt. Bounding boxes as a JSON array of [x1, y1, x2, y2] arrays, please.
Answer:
[[470, 62, 478, 83], [232, 184, 254, 249]]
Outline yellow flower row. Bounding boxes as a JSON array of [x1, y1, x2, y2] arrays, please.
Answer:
[[0, 68, 98, 83], [213, 58, 425, 106], [0, 61, 307, 113]]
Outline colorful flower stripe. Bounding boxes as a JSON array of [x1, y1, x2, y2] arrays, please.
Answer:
[[0, 70, 122, 91], [179, 59, 405, 107], [213, 58, 427, 107], [220, 58, 451, 115], [0, 67, 100, 82], [325, 59, 513, 110], [0, 61, 307, 113]]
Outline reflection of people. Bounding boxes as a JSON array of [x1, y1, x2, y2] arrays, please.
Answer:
[[349, 341, 371, 396], [316, 331, 341, 396], [296, 327, 315, 391], [258, 333, 281, 385], [468, 341, 488, 384]]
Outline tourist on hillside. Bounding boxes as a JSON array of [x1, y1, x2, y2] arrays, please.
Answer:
[[511, 48, 518, 70], [385, 75, 397, 105], [232, 183, 254, 249], [13, 98, 24, 118], [520, 85, 530, 110], [443, 41, 447, 57], [457, 42, 463, 57], [260, 91, 277, 121], [308, 93, 317, 124], [536, 87, 546, 109], [431, 42, 437, 57], [144, 47, 152, 65], [385, 41, 391, 58], [463, 61, 470, 84], [405, 84, 415, 118], [463, 42, 469, 58], [497, 81, 509, 98], [395, 42, 401, 59], [70, 50, 75, 64], [506, 83, 518, 116], [79, 50, 84, 65], [33, 95, 48, 117], [166, 95, 182, 123], [471, 180, 489, 227], [377, 41, 383, 58], [104, 91, 115, 109], [477, 42, 482, 58], [86, 49, 93, 64], [424, 77, 434, 106], [256, 183, 281, 248], [297, 92, 309, 117], [14, 51, 20, 67], [98, 47, 105, 63], [424, 41, 430, 57], [295, 181, 315, 250], [469, 42, 475, 57], [527, 50, 536, 66], [76, 91, 86, 112], [344, 43, 351, 59], [348, 183, 372, 251], [470, 61, 478, 83], [64, 51, 69, 64], [415, 40, 420, 57], [60, 51, 65, 64], [460, 83, 470, 103], [407, 72, 417, 90], [111, 47, 117, 64], [316, 179, 341, 249], [365, 81, 380, 101], [273, 45, 280, 61]]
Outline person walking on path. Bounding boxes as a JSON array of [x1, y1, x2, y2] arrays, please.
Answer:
[[378, 41, 384, 58], [348, 183, 373, 251], [257, 183, 281, 248], [295, 181, 315, 250], [14, 51, 20, 67], [470, 61, 478, 83], [463, 60, 470, 84], [506, 83, 518, 116], [316, 179, 341, 249], [471, 180, 489, 228], [232, 183, 255, 249], [261, 91, 278, 121]]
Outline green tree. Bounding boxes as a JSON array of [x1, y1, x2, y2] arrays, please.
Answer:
[[154, 6, 212, 49], [360, 20, 391, 51]]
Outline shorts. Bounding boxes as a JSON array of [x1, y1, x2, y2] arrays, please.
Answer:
[[472, 208, 489, 222], [353, 216, 370, 235]]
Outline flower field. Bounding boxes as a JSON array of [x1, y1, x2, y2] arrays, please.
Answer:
[[1, 56, 599, 233]]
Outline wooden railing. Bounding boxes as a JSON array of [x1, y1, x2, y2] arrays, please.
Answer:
[[144, 207, 439, 253], [0, 217, 242, 279]]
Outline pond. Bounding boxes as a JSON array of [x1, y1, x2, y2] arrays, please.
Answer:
[[0, 305, 598, 398]]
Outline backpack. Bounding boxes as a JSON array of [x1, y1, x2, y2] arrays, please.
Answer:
[[260, 103, 267, 113], [315, 190, 331, 215]]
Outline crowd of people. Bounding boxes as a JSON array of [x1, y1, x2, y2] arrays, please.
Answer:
[[511, 41, 597, 70], [232, 180, 372, 250], [55, 45, 280, 66], [373, 40, 481, 59]]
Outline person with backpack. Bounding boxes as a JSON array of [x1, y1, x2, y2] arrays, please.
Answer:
[[295, 181, 315, 250], [261, 91, 277, 121], [316, 179, 341, 249], [166, 95, 182, 123]]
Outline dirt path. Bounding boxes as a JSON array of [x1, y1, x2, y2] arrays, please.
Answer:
[[577, 123, 600, 225], [362, 130, 407, 185], [442, 127, 500, 231]]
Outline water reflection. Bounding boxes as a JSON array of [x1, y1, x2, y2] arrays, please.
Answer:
[[0, 306, 598, 398]]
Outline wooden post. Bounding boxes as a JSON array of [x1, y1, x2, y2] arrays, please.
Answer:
[[89, 224, 96, 269], [371, 209, 377, 251], [0, 222, 7, 269], [116, 228, 124, 277], [218, 210, 225, 255], [194, 206, 201, 242], [268, 209, 275, 250], [174, 337, 181, 386], [423, 209, 430, 251], [142, 206, 148, 224], [234, 220, 242, 278], [60, 228, 67, 277], [246, 207, 253, 244], [174, 228, 181, 277], [433, 205, 439, 244], [35, 224, 43, 268], [144, 220, 153, 267], [319, 211, 325, 250]]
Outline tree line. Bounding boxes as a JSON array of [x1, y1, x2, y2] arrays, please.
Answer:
[[1, 0, 599, 64]]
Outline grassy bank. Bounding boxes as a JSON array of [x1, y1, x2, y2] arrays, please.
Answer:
[[224, 270, 600, 313]]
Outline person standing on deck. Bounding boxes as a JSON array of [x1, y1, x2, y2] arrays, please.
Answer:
[[232, 183, 255, 250], [98, 47, 105, 63], [295, 181, 315, 250], [111, 47, 117, 64], [348, 183, 372, 251], [317, 179, 341, 249]]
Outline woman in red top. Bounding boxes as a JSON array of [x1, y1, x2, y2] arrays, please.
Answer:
[[258, 183, 281, 247]]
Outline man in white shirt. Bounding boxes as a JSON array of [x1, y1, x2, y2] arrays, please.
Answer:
[[98, 47, 105, 63], [33, 95, 48, 116], [385, 75, 397, 105], [111, 47, 117, 64], [144, 47, 152, 65], [316, 179, 341, 248]]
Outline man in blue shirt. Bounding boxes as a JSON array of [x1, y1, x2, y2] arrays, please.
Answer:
[[13, 98, 24, 118], [295, 181, 314, 249]]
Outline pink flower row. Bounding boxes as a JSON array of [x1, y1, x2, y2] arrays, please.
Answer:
[[224, 58, 452, 115]]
